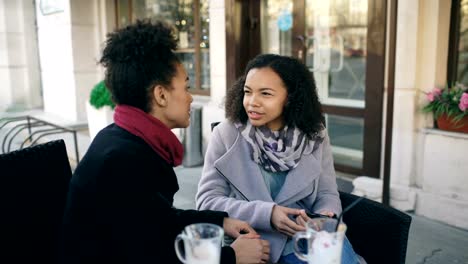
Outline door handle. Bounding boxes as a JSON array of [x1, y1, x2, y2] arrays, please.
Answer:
[[297, 50, 303, 59], [331, 35, 344, 72], [249, 17, 259, 30], [296, 35, 306, 60]]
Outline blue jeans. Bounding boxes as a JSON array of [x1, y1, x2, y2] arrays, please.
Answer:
[[278, 236, 362, 264]]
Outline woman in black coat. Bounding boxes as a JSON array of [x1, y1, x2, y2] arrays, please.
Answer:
[[59, 20, 270, 264]]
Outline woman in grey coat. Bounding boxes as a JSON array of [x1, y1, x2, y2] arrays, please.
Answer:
[[196, 54, 364, 264]]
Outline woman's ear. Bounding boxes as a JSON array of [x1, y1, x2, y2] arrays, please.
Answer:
[[153, 85, 168, 107]]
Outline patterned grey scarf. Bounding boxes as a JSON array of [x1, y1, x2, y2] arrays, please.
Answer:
[[236, 121, 319, 172]]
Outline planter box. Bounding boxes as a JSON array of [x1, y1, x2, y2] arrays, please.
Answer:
[[85, 101, 114, 140], [437, 114, 468, 134], [417, 129, 468, 229], [420, 129, 468, 200]]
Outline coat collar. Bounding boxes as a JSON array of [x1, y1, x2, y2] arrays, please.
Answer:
[[214, 133, 321, 205]]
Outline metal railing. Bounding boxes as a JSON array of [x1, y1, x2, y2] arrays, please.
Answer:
[[0, 116, 79, 162]]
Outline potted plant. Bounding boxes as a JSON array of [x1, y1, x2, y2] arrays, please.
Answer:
[[86, 80, 115, 139], [423, 83, 468, 133]]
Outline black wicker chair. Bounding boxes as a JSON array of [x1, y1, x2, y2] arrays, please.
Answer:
[[210, 122, 412, 263], [340, 191, 412, 264], [0, 140, 72, 263]]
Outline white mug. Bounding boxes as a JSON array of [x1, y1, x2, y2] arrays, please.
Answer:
[[174, 223, 224, 264]]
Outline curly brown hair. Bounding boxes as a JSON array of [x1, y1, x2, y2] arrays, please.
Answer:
[[99, 19, 179, 112], [225, 54, 324, 137]]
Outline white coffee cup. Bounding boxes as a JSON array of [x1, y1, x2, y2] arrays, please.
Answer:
[[174, 223, 224, 264], [293, 218, 347, 264]]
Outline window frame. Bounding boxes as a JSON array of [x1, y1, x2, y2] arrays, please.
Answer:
[[447, 0, 461, 85]]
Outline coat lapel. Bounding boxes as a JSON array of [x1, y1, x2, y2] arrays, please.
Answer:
[[215, 133, 322, 205], [274, 153, 321, 205], [214, 137, 274, 203]]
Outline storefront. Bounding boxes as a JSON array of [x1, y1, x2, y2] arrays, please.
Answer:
[[1, 0, 467, 229], [115, 0, 468, 229]]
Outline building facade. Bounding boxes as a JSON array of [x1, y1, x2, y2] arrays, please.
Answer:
[[0, 0, 467, 229]]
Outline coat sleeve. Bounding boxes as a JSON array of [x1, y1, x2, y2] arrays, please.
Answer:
[[311, 130, 342, 215], [196, 123, 276, 232], [221, 246, 236, 264]]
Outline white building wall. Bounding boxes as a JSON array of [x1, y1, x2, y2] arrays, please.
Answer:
[[36, 1, 77, 121], [70, 0, 102, 122], [390, 0, 420, 187], [200, 0, 227, 152], [36, 0, 105, 122], [417, 130, 468, 229], [0, 0, 42, 112], [414, 0, 452, 187], [0, 0, 12, 111]]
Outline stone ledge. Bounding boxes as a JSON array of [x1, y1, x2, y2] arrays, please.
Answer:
[[352, 176, 416, 211], [420, 128, 468, 139]]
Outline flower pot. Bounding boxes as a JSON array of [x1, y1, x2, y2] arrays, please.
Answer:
[[436, 114, 468, 133], [86, 101, 114, 140]]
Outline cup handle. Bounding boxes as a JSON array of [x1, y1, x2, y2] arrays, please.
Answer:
[[174, 234, 187, 263], [293, 231, 310, 261]]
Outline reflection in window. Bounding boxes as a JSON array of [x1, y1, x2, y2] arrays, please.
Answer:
[[457, 0, 468, 84], [326, 114, 364, 169], [260, 0, 293, 56], [306, 0, 367, 103], [200, 0, 210, 90], [132, 0, 195, 49], [178, 52, 196, 89], [119, 0, 210, 95], [117, 0, 130, 28]]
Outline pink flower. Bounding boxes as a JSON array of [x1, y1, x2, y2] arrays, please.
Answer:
[[426, 92, 435, 102], [459, 93, 468, 111], [433, 88, 442, 97], [426, 88, 442, 102]]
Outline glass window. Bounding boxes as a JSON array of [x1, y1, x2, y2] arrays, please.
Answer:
[[260, 0, 293, 56], [199, 0, 210, 90], [117, 0, 130, 28], [326, 114, 364, 169], [305, 0, 367, 108], [116, 0, 210, 95], [455, 0, 468, 85]]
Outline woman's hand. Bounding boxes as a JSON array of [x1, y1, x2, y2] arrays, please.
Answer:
[[223, 217, 257, 238], [295, 210, 310, 227], [231, 234, 270, 264], [295, 210, 336, 227], [270, 205, 306, 236], [319, 210, 336, 218]]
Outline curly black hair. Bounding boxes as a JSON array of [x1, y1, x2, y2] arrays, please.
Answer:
[[99, 19, 179, 112], [225, 54, 324, 137]]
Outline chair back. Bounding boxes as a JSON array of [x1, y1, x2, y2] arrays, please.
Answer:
[[0, 140, 72, 263], [340, 191, 412, 264]]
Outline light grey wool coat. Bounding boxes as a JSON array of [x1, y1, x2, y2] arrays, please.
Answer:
[[196, 121, 342, 263]]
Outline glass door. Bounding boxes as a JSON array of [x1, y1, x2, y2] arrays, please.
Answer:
[[260, 0, 386, 176], [304, 0, 367, 170]]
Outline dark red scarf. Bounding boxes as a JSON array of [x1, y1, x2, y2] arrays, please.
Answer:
[[114, 105, 183, 166]]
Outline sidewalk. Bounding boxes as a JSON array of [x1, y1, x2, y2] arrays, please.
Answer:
[[174, 166, 468, 264]]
